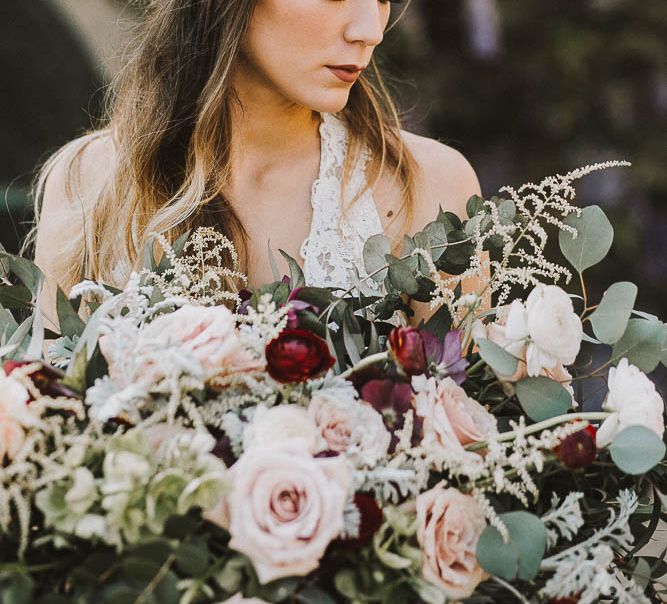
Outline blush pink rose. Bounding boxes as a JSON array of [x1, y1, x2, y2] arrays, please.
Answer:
[[0, 370, 41, 461], [416, 484, 488, 599], [222, 444, 348, 583], [412, 376, 496, 457], [144, 305, 261, 375]]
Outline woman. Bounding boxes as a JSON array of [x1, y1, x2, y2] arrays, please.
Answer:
[[30, 0, 481, 332]]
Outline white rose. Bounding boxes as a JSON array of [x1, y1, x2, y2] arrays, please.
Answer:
[[596, 358, 665, 448], [308, 386, 390, 465], [505, 285, 582, 376], [222, 443, 348, 583], [243, 405, 319, 454]]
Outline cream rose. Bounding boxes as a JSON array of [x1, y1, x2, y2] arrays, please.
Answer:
[[143, 305, 261, 375], [223, 444, 348, 584], [504, 285, 582, 376], [243, 404, 319, 454], [416, 484, 488, 599], [412, 376, 496, 457], [596, 358, 665, 448], [0, 370, 41, 461], [308, 386, 390, 465]]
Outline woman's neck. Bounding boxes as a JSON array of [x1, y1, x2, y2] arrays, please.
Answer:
[[230, 71, 321, 166]]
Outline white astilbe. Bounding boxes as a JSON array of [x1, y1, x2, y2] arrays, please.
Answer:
[[540, 490, 647, 603], [144, 227, 246, 307], [341, 495, 362, 539], [353, 464, 425, 504], [542, 491, 585, 548], [424, 161, 631, 314], [235, 293, 290, 355]]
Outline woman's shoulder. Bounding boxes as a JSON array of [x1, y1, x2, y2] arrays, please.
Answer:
[[40, 129, 115, 210], [400, 129, 482, 225]]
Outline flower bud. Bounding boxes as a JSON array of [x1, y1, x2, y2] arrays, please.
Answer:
[[388, 326, 427, 376]]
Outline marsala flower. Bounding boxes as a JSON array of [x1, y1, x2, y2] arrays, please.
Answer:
[[555, 425, 597, 469], [388, 326, 428, 376], [338, 493, 383, 549], [265, 329, 335, 383], [3, 360, 79, 399]]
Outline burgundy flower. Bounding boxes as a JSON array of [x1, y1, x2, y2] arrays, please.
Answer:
[[338, 493, 383, 549], [555, 425, 597, 469], [3, 360, 80, 399], [265, 329, 335, 383], [388, 326, 427, 376], [360, 378, 422, 451], [549, 597, 580, 604]]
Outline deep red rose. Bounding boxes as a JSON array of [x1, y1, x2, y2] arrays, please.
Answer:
[[555, 425, 597, 469], [3, 360, 80, 400], [388, 326, 427, 376], [549, 596, 580, 604], [265, 329, 335, 383]]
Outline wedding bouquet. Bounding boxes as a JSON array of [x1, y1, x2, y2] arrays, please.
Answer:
[[0, 161, 665, 604]]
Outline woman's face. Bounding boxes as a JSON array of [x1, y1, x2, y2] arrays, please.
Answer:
[[240, 0, 393, 113]]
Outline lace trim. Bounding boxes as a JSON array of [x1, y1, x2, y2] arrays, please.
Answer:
[[299, 112, 385, 294]]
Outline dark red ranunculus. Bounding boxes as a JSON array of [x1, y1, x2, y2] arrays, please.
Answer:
[[265, 329, 335, 383], [555, 425, 597, 469], [3, 360, 80, 399], [388, 326, 428, 376]]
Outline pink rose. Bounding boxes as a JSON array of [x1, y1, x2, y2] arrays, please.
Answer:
[[308, 386, 390, 464], [416, 484, 488, 599], [412, 376, 496, 457], [223, 444, 348, 583], [144, 305, 261, 375], [0, 370, 41, 461]]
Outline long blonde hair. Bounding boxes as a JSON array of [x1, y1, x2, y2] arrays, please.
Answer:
[[27, 0, 418, 294]]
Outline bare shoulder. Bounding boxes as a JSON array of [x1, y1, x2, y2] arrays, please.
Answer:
[[400, 129, 482, 228], [34, 130, 114, 281]]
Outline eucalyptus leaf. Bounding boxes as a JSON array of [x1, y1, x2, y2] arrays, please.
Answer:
[[559, 205, 614, 273], [422, 221, 448, 261], [387, 259, 419, 295], [466, 194, 485, 218], [476, 511, 547, 580], [661, 324, 667, 367], [0, 251, 44, 297], [497, 198, 516, 223], [0, 285, 31, 309], [56, 287, 86, 339], [609, 426, 666, 475], [515, 376, 573, 422], [589, 282, 637, 344], [363, 233, 391, 282], [342, 321, 362, 365], [5, 316, 33, 358], [477, 338, 519, 377], [423, 304, 452, 339], [334, 569, 359, 599], [611, 318, 665, 373], [279, 249, 306, 289]]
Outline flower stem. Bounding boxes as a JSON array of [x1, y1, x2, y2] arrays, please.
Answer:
[[340, 351, 389, 379], [466, 411, 610, 451]]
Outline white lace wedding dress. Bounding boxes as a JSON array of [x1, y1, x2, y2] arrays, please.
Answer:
[[299, 111, 386, 295]]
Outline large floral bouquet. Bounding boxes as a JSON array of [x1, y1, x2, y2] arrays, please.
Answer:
[[0, 161, 665, 604]]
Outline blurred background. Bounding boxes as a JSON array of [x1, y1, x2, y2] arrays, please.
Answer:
[[1, 0, 665, 319]]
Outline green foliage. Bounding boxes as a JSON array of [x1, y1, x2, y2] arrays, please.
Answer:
[[589, 281, 637, 344], [515, 376, 573, 422], [559, 205, 614, 273], [609, 426, 666, 475], [476, 338, 519, 376], [611, 317, 666, 372], [476, 512, 547, 581]]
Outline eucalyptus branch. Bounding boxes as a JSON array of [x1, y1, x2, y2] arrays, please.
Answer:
[[466, 412, 610, 452]]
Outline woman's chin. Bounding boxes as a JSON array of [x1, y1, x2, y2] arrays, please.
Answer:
[[306, 90, 351, 115]]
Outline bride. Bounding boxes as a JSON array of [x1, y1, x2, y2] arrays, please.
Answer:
[[31, 0, 481, 332]]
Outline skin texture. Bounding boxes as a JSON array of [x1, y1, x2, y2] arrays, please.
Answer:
[[35, 0, 483, 334]]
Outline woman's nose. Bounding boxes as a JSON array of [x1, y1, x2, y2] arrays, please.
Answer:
[[343, 2, 385, 47]]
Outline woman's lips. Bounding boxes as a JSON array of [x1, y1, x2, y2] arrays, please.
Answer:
[[327, 66, 362, 84]]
